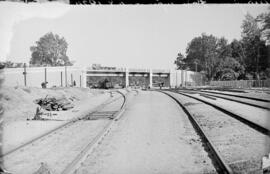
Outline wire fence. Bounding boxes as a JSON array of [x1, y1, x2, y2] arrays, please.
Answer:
[[209, 80, 270, 88]]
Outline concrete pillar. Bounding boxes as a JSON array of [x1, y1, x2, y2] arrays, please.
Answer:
[[60, 72, 63, 87], [125, 68, 129, 88], [82, 67, 87, 88], [149, 69, 153, 88], [181, 69, 184, 86]]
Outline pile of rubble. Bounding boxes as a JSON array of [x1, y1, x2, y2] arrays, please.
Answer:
[[34, 96, 74, 111]]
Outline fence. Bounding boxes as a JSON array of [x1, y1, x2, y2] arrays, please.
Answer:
[[3, 66, 86, 88], [210, 80, 270, 88]]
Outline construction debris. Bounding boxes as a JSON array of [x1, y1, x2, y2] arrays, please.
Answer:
[[263, 153, 270, 173], [32, 107, 44, 120], [34, 96, 74, 111]]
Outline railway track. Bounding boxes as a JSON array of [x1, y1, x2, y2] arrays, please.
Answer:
[[1, 90, 129, 174], [169, 89, 270, 135], [161, 90, 270, 173], [175, 89, 270, 110], [200, 89, 270, 103]]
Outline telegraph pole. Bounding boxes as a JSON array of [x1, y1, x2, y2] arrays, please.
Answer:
[[23, 63, 27, 86], [80, 75, 82, 87], [44, 68, 47, 83]]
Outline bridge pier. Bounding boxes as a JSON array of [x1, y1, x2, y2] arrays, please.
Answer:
[[149, 69, 152, 88], [125, 68, 129, 88]]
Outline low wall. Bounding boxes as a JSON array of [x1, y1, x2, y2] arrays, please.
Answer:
[[3, 66, 85, 88]]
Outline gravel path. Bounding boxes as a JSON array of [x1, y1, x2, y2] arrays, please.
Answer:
[[74, 91, 216, 174]]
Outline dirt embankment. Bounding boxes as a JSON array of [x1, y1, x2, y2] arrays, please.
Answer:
[[0, 86, 106, 124]]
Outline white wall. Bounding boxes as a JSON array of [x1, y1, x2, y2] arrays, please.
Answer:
[[3, 66, 86, 88], [170, 70, 203, 87], [3, 66, 203, 88]]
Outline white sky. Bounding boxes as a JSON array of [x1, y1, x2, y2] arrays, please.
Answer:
[[0, 3, 269, 69]]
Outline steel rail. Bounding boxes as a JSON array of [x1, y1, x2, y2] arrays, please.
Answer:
[[175, 89, 270, 111], [0, 91, 124, 158], [200, 90, 270, 103], [160, 91, 233, 174], [61, 90, 128, 174], [171, 90, 270, 136]]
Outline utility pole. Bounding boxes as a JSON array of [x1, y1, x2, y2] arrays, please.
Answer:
[[60, 72, 63, 87], [44, 68, 47, 83], [23, 63, 27, 86], [80, 75, 82, 87]]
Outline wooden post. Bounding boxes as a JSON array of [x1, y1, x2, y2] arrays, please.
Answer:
[[80, 75, 81, 87], [44, 68, 47, 83], [23, 63, 27, 86], [61, 72, 63, 87]]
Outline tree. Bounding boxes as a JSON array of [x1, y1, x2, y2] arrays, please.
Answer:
[[185, 33, 219, 80], [30, 32, 72, 66], [257, 7, 270, 45], [230, 39, 246, 66], [216, 37, 232, 60], [241, 13, 263, 78], [174, 53, 188, 70], [214, 57, 245, 80]]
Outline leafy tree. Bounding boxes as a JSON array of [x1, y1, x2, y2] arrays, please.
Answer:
[[214, 57, 245, 80], [241, 13, 262, 76], [0, 61, 24, 68], [216, 37, 232, 60], [30, 32, 72, 66], [185, 33, 219, 80], [230, 39, 246, 65], [174, 53, 188, 70], [257, 7, 270, 45]]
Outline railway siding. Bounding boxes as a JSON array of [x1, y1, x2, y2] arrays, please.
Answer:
[[179, 89, 270, 110], [2, 90, 129, 174], [176, 91, 270, 133], [165, 91, 270, 173]]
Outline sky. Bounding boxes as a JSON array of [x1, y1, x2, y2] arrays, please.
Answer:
[[0, 3, 269, 70]]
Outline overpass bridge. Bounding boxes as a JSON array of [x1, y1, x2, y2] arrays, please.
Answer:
[[86, 67, 171, 88]]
